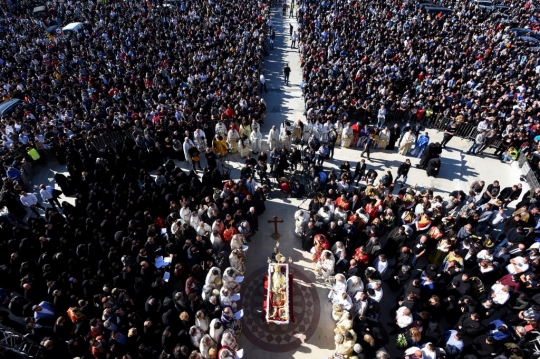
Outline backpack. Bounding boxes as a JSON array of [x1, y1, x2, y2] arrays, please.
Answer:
[[381, 174, 390, 186]]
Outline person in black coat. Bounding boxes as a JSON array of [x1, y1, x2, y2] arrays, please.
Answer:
[[302, 222, 319, 251], [347, 259, 361, 278], [394, 159, 411, 186], [352, 160, 366, 184], [418, 142, 442, 169], [384, 226, 408, 259], [456, 312, 483, 337], [426, 155, 441, 177], [386, 123, 401, 150], [498, 185, 523, 209], [473, 335, 499, 357], [335, 251, 349, 275]]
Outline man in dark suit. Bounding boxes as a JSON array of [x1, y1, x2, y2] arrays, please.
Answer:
[[352, 160, 366, 185], [349, 194, 362, 213], [335, 251, 349, 275], [347, 259, 361, 278], [302, 222, 319, 251]]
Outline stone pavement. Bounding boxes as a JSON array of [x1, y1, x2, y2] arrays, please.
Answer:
[[23, 7, 525, 359]]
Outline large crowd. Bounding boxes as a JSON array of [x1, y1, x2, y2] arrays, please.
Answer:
[[0, 0, 540, 358], [0, 0, 276, 358], [288, 0, 540, 357]]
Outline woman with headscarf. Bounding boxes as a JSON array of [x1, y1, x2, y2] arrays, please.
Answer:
[[195, 310, 210, 333], [199, 334, 217, 359], [222, 267, 241, 294], [229, 249, 246, 274]]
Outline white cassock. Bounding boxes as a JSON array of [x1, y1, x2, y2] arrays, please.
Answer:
[[211, 233, 223, 252], [238, 136, 250, 158], [331, 291, 353, 320], [328, 274, 347, 301], [230, 234, 246, 251], [193, 129, 206, 151], [294, 210, 310, 236], [317, 207, 332, 223], [316, 250, 335, 279], [205, 267, 223, 289], [199, 334, 215, 359], [346, 276, 364, 297], [335, 122, 343, 143], [267, 128, 279, 150], [250, 130, 262, 153], [221, 330, 239, 350], [215, 122, 227, 136], [196, 222, 212, 237], [179, 207, 191, 223], [342, 127, 353, 147], [279, 128, 290, 149], [227, 129, 240, 153], [312, 123, 323, 139]]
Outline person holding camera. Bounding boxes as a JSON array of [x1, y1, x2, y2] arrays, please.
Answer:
[[317, 144, 329, 166], [255, 159, 270, 186], [240, 163, 253, 180]]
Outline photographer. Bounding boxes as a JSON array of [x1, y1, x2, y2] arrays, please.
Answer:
[[317, 144, 329, 166], [240, 163, 253, 180], [269, 148, 280, 172], [289, 147, 302, 170]]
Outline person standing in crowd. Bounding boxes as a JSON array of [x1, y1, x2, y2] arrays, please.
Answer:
[[394, 159, 411, 187], [467, 130, 486, 155], [291, 31, 298, 48], [260, 73, 268, 93], [399, 130, 416, 156], [284, 63, 291, 85], [20, 191, 45, 217], [440, 123, 458, 148], [39, 184, 61, 210]]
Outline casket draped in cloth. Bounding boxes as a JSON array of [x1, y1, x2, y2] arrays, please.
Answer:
[[262, 264, 295, 324]]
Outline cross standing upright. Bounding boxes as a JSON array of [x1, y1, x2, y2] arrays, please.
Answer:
[[268, 215, 284, 239]]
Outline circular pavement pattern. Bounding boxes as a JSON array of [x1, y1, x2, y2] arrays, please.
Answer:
[[239, 265, 321, 352]]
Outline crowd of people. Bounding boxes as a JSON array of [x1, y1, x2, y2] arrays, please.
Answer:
[[294, 157, 540, 359], [292, 0, 540, 166], [0, 0, 283, 358], [287, 0, 540, 355]]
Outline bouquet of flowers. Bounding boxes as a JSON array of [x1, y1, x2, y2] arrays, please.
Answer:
[[396, 333, 408, 349]]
